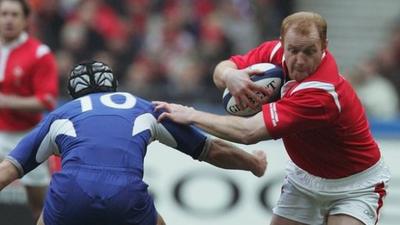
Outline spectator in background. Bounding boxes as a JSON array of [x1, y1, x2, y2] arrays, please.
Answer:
[[122, 56, 167, 101], [253, 0, 294, 42], [345, 16, 400, 119], [372, 18, 400, 115], [28, 0, 65, 50], [0, 0, 58, 221], [26, 0, 292, 103], [55, 50, 74, 99], [346, 58, 399, 120], [215, 0, 259, 53]]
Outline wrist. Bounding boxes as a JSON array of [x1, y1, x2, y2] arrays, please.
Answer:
[[188, 108, 199, 124], [221, 67, 234, 82]]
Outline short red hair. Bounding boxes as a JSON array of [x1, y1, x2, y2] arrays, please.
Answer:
[[281, 11, 327, 48]]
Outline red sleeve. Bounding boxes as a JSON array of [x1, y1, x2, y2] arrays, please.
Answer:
[[32, 52, 59, 111], [262, 90, 339, 139], [230, 40, 281, 69]]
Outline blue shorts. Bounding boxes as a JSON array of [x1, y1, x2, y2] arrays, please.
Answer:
[[43, 167, 156, 225]]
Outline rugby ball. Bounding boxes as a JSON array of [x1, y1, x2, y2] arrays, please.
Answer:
[[222, 63, 284, 116]]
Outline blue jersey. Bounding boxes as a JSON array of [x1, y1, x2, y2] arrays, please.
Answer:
[[6, 92, 210, 225], [7, 92, 208, 178]]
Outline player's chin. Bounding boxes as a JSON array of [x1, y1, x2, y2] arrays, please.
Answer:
[[293, 72, 310, 82], [3, 31, 18, 39]]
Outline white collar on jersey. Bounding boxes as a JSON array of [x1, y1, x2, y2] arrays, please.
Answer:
[[0, 31, 28, 49]]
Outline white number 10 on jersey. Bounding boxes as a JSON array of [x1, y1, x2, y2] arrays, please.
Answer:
[[78, 92, 137, 112]]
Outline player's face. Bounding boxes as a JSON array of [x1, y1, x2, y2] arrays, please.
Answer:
[[0, 1, 27, 42], [283, 26, 326, 82]]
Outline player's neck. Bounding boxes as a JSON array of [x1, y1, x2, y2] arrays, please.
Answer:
[[0, 37, 18, 45], [0, 32, 26, 47]]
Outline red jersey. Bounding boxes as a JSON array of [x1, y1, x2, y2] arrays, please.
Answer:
[[230, 40, 380, 178], [0, 33, 58, 131]]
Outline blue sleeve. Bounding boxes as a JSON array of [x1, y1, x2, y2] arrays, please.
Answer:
[[7, 114, 57, 177], [150, 106, 208, 160], [160, 119, 208, 160]]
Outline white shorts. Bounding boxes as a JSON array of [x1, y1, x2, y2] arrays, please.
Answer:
[[0, 131, 50, 186], [273, 159, 391, 225]]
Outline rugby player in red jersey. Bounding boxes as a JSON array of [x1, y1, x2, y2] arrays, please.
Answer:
[[0, 0, 58, 221], [155, 11, 391, 225]]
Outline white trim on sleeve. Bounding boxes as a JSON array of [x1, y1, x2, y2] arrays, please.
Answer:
[[269, 102, 279, 127]]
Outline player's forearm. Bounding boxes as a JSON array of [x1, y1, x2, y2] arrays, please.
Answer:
[[190, 110, 257, 144], [0, 95, 47, 112], [205, 139, 258, 172], [213, 60, 238, 89], [0, 160, 19, 191]]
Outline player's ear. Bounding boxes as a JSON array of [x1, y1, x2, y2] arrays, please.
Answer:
[[322, 38, 328, 50], [279, 36, 285, 47]]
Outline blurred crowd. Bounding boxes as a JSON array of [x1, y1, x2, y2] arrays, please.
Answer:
[[27, 0, 292, 104], [26, 0, 400, 119], [346, 17, 400, 120]]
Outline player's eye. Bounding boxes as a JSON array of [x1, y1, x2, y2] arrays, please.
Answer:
[[288, 48, 298, 54], [304, 49, 317, 56]]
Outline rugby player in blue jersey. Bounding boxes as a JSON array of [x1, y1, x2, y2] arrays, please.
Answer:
[[0, 61, 267, 225]]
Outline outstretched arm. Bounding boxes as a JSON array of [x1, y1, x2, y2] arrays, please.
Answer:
[[153, 101, 272, 144], [0, 160, 19, 191], [148, 107, 267, 177], [203, 138, 267, 177]]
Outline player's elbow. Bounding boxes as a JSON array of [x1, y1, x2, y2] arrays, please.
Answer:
[[239, 136, 259, 145], [236, 115, 268, 144], [237, 121, 268, 144], [236, 129, 260, 145], [0, 160, 19, 190]]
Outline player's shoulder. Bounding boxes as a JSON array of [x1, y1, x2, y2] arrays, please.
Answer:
[[134, 94, 153, 110], [24, 37, 53, 59], [255, 39, 282, 54], [287, 80, 340, 101], [316, 51, 339, 78], [259, 40, 284, 64], [285, 80, 343, 114], [49, 99, 81, 118], [258, 39, 281, 48]]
